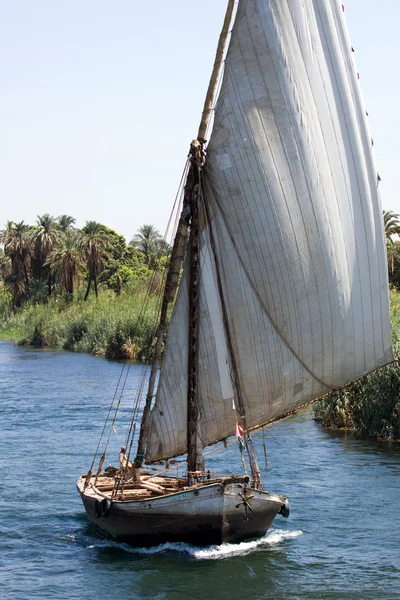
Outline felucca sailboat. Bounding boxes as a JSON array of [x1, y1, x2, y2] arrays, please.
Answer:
[[78, 0, 392, 546]]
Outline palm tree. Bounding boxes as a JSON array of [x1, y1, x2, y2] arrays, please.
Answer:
[[80, 221, 111, 300], [30, 214, 59, 296], [0, 248, 10, 279], [0, 221, 32, 299], [129, 224, 168, 269], [383, 210, 400, 276], [57, 215, 76, 232], [0, 222, 17, 258], [383, 210, 400, 241], [46, 230, 85, 297], [0, 249, 22, 307]]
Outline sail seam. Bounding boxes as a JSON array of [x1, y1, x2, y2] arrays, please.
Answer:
[[227, 2, 326, 389], [204, 170, 333, 392], [285, 0, 354, 385], [256, 0, 330, 386], [329, 0, 389, 361], [207, 2, 333, 391], [314, 0, 375, 371]]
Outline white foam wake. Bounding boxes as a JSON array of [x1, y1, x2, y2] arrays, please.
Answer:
[[87, 529, 302, 560], [193, 529, 303, 560]]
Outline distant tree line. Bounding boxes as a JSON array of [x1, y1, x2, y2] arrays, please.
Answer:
[[0, 216, 169, 308], [384, 210, 400, 289]]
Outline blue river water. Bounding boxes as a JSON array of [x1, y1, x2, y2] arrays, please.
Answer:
[[1, 340, 400, 600]]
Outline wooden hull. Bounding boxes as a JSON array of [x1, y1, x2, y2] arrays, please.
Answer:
[[77, 476, 288, 546]]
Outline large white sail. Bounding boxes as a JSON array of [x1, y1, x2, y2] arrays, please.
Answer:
[[145, 0, 392, 463]]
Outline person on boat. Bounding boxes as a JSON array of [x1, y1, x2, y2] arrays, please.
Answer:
[[119, 445, 138, 482]]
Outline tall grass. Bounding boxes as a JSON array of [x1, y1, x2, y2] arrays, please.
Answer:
[[314, 289, 400, 440], [0, 282, 162, 360]]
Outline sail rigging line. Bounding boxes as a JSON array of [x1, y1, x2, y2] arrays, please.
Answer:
[[111, 202, 185, 497], [126, 207, 183, 461], [201, 177, 262, 489], [245, 357, 399, 436], [134, 163, 191, 468], [88, 158, 188, 485], [101, 362, 133, 461], [172, 359, 400, 463], [84, 363, 128, 488], [124, 365, 150, 459], [143, 356, 398, 464], [262, 427, 268, 469]]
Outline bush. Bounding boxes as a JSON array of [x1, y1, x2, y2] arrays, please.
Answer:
[[314, 289, 400, 440], [0, 285, 162, 360], [314, 362, 400, 440]]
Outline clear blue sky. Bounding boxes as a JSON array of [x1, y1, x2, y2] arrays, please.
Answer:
[[1, 1, 399, 241]]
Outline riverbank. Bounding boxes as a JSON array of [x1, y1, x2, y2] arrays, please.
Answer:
[[0, 286, 162, 360], [313, 289, 400, 440], [313, 359, 400, 441], [2, 285, 400, 440]]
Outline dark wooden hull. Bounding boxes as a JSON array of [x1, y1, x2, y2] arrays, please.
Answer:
[[77, 476, 288, 546]]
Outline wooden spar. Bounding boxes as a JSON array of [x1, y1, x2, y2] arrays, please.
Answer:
[[134, 207, 189, 467], [186, 0, 236, 477], [186, 142, 203, 479], [197, 0, 236, 141]]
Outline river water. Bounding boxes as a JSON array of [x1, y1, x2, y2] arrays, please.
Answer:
[[1, 340, 399, 600]]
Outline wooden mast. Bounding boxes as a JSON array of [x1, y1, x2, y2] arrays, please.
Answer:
[[187, 0, 261, 488], [186, 0, 236, 480], [186, 142, 203, 480], [197, 0, 236, 141]]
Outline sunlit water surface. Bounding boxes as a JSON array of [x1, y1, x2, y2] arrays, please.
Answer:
[[1, 341, 399, 599]]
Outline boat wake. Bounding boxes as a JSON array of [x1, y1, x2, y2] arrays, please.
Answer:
[[86, 529, 302, 560]]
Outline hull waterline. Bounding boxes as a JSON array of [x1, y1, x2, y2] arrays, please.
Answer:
[[77, 475, 289, 546]]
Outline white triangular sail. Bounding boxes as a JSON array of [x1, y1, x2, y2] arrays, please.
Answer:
[[145, 0, 392, 463]]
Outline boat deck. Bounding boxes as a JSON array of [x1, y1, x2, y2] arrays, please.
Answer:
[[79, 471, 233, 502]]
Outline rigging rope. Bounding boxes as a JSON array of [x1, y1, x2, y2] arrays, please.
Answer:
[[88, 159, 189, 480]]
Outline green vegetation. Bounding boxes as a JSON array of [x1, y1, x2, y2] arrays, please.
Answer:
[[314, 289, 400, 441], [0, 285, 161, 359], [1, 210, 400, 440], [0, 216, 169, 358], [313, 211, 400, 441]]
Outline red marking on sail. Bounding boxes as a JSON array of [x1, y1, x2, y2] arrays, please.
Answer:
[[235, 423, 244, 438], [342, 4, 345, 11]]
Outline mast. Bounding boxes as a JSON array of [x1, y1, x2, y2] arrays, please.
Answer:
[[186, 141, 204, 479], [137, 0, 237, 474], [186, 0, 236, 479], [197, 0, 235, 141], [187, 0, 262, 487]]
